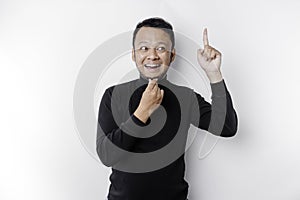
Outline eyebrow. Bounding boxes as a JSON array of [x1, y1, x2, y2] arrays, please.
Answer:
[[136, 41, 168, 46]]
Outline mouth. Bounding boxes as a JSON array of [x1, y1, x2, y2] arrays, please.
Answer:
[[144, 64, 161, 69]]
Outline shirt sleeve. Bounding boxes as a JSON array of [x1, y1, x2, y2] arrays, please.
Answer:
[[96, 87, 147, 167], [190, 80, 238, 137]]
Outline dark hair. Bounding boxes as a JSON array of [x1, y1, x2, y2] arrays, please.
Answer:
[[132, 17, 175, 49]]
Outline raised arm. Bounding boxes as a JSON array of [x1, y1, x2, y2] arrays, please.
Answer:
[[192, 28, 238, 137]]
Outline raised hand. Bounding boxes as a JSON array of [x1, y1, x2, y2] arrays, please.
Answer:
[[197, 28, 223, 83], [134, 79, 164, 123]]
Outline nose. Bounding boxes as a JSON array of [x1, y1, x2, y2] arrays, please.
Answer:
[[147, 48, 159, 60]]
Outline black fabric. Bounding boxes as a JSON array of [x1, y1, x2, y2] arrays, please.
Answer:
[[96, 77, 238, 200]]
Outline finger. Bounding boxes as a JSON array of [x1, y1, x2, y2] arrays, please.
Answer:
[[203, 47, 212, 59], [148, 78, 158, 84], [198, 48, 204, 56], [203, 28, 209, 46], [151, 82, 159, 95], [154, 83, 160, 95], [212, 48, 221, 60], [215, 49, 221, 57], [146, 79, 157, 91], [210, 50, 216, 59], [153, 81, 158, 90], [156, 88, 162, 101], [158, 89, 164, 104]]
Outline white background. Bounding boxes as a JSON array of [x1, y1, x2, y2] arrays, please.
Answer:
[[1, 0, 300, 199]]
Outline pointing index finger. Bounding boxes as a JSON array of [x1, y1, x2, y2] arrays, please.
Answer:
[[203, 28, 209, 46]]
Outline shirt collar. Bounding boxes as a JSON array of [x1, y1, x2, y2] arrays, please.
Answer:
[[136, 74, 170, 87]]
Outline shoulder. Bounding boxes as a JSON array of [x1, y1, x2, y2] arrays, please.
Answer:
[[167, 81, 196, 96], [105, 79, 138, 91], [102, 79, 138, 98]]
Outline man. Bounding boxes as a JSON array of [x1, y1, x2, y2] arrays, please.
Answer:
[[97, 17, 238, 200]]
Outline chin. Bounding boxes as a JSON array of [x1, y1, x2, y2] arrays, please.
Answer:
[[145, 74, 166, 80]]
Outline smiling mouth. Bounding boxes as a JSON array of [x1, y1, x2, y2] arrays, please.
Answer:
[[144, 64, 161, 69]]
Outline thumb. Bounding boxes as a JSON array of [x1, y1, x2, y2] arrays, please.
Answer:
[[198, 48, 204, 55], [158, 89, 164, 104]]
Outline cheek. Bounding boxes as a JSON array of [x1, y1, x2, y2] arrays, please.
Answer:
[[162, 54, 171, 64], [135, 53, 146, 64]]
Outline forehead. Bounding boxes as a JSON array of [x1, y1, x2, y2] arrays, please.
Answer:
[[135, 27, 172, 45]]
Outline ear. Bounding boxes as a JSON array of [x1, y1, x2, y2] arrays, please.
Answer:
[[170, 48, 176, 63], [131, 48, 135, 62]]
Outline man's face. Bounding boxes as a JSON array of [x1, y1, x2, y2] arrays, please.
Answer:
[[132, 27, 175, 80]]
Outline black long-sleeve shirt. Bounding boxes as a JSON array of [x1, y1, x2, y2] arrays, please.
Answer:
[[96, 77, 238, 200]]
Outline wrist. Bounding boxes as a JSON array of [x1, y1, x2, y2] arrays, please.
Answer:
[[133, 107, 149, 123], [206, 71, 223, 83]]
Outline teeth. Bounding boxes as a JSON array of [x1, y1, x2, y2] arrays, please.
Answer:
[[145, 64, 160, 68]]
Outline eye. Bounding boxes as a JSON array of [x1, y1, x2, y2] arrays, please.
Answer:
[[139, 46, 148, 51], [157, 46, 166, 52]]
